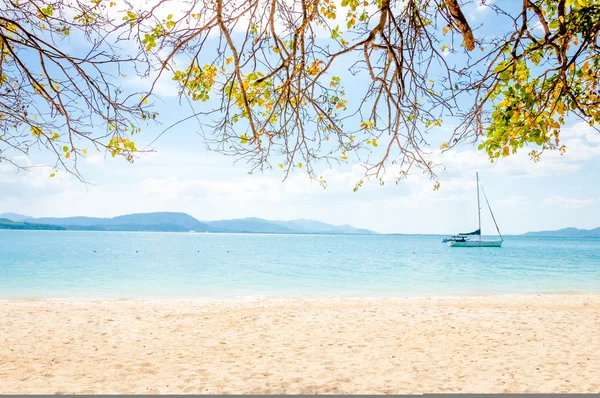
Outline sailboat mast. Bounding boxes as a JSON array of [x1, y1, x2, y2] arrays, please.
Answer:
[[476, 172, 481, 240]]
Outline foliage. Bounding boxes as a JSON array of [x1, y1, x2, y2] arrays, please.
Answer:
[[1, 0, 599, 186], [0, 0, 155, 180], [475, 0, 600, 162]]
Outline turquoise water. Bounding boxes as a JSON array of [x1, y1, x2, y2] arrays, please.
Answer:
[[1, 230, 599, 299]]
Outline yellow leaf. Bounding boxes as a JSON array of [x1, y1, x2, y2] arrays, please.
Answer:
[[278, 163, 284, 169], [298, 162, 303, 169], [82, 149, 87, 155], [226, 57, 233, 65], [65, 152, 71, 159]]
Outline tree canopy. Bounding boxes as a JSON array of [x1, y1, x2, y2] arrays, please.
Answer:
[[1, 0, 599, 187]]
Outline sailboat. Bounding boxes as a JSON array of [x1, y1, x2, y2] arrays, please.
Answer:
[[443, 173, 503, 247]]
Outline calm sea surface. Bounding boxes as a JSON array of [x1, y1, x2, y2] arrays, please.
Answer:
[[1, 230, 599, 299]]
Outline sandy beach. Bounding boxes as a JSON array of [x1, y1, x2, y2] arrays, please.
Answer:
[[1, 294, 599, 394]]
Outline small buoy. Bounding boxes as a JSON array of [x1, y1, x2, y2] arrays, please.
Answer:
[[136, 250, 138, 253], [226, 250, 229, 253], [93, 250, 96, 253]]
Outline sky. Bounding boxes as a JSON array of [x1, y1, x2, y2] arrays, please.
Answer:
[[1, 1, 600, 235]]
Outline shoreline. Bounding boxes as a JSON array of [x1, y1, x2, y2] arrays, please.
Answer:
[[2, 294, 599, 394], [2, 291, 600, 303]]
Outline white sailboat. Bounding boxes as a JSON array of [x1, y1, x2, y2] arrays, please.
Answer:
[[443, 173, 503, 248]]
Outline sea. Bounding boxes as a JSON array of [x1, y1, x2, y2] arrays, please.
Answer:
[[1, 230, 599, 299]]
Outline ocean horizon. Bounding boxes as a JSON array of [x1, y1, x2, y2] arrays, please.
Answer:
[[1, 230, 599, 300]]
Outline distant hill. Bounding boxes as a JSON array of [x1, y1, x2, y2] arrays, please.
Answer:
[[0, 213, 33, 222], [6, 212, 217, 232], [0, 218, 65, 230], [272, 219, 374, 234], [204, 217, 374, 234], [0, 213, 375, 234], [32, 212, 213, 231], [205, 218, 295, 234], [521, 227, 600, 238]]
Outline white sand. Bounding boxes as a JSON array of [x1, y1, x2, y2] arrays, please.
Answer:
[[1, 294, 599, 394]]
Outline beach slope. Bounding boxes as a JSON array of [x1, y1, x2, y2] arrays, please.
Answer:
[[1, 294, 599, 394]]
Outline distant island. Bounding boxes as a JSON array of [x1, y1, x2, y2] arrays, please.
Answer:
[[521, 227, 600, 238], [3, 212, 597, 237], [0, 212, 375, 235]]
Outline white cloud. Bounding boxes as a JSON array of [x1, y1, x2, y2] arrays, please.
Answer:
[[531, 22, 545, 32], [561, 121, 600, 139], [542, 196, 594, 209], [476, 0, 494, 12], [85, 153, 105, 165], [430, 122, 600, 179], [0, 162, 68, 188], [497, 195, 526, 207], [586, 133, 600, 144], [468, 0, 494, 21], [125, 70, 179, 98]]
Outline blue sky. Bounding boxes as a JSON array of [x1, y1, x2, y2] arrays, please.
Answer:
[[1, 1, 600, 234]]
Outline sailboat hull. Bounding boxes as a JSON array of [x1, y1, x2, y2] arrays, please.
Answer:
[[443, 173, 504, 248], [448, 240, 503, 247]]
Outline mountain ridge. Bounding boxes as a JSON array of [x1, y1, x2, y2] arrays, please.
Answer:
[[520, 227, 600, 238], [2, 212, 597, 236], [0, 212, 375, 235]]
